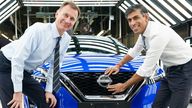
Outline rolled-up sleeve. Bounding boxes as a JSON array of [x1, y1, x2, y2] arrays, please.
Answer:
[[127, 36, 144, 58]]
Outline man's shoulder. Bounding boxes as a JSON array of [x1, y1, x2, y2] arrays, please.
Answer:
[[32, 22, 50, 27], [150, 21, 170, 29], [29, 22, 53, 32]]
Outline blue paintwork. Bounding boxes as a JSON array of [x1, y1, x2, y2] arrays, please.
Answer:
[[54, 87, 78, 108], [131, 82, 160, 108], [60, 54, 143, 72], [29, 54, 161, 108]]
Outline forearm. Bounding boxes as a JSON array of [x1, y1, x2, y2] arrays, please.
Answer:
[[124, 73, 144, 89], [115, 54, 133, 68]]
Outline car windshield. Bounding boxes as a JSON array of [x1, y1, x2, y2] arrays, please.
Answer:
[[67, 35, 128, 55]]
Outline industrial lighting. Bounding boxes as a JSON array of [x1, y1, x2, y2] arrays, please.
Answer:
[[177, 0, 192, 12], [117, 1, 130, 14], [1, 33, 13, 42], [146, 0, 176, 25], [75, 2, 118, 7], [167, 0, 192, 18], [0, 0, 17, 16], [158, 0, 185, 21], [137, 0, 171, 26], [96, 30, 105, 36], [118, 0, 160, 23], [124, 1, 131, 7], [149, 13, 161, 24], [0, 0, 10, 9], [0, 3, 20, 24], [0, 0, 21, 24], [118, 6, 126, 13], [130, 0, 138, 4], [0, 0, 4, 3], [23, 1, 63, 7], [23, 1, 118, 7], [121, 3, 128, 10], [0, 2, 18, 19]]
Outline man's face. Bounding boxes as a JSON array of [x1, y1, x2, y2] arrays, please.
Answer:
[[55, 5, 78, 34], [127, 9, 149, 34]]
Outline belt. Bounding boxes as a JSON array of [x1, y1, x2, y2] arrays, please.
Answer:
[[166, 59, 192, 72]]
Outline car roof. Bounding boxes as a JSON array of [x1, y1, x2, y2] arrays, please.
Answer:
[[67, 35, 129, 55]]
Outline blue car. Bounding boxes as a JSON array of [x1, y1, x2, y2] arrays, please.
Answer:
[[30, 35, 164, 108]]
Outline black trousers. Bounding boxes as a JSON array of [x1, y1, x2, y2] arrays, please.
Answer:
[[152, 59, 192, 108], [0, 51, 49, 108]]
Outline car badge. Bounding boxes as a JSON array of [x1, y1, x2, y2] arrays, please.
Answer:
[[97, 74, 112, 88]]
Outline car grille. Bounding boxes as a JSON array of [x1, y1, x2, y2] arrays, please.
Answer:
[[62, 72, 134, 95]]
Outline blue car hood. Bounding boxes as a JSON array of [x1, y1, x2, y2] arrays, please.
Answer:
[[59, 54, 144, 73]]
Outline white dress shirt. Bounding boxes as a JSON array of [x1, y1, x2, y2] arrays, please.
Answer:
[[1, 22, 71, 92], [128, 21, 192, 77]]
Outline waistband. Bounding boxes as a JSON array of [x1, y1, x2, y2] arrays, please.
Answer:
[[0, 51, 33, 74], [166, 59, 192, 71]]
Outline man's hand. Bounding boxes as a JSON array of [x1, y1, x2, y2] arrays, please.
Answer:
[[107, 83, 127, 94], [105, 66, 120, 76], [45, 92, 57, 108], [7, 92, 23, 108]]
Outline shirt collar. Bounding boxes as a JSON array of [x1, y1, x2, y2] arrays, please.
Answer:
[[142, 21, 152, 38], [51, 22, 62, 39]]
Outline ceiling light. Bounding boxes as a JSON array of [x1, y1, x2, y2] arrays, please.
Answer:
[[158, 0, 185, 21], [124, 1, 131, 7], [0, 0, 4, 3], [149, 13, 161, 23], [23, 1, 118, 7], [177, 0, 192, 13], [0, 0, 10, 9], [137, 0, 171, 26], [118, 5, 126, 13], [1, 33, 13, 42], [0, 0, 16, 15], [130, 0, 138, 4], [121, 3, 128, 10], [146, 0, 176, 25], [167, 0, 192, 18], [0, 2, 20, 24]]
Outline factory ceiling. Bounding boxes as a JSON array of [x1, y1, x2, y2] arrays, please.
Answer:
[[1, 0, 192, 25], [0, 0, 192, 39]]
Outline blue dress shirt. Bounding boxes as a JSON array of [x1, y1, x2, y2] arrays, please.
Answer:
[[1, 22, 71, 92]]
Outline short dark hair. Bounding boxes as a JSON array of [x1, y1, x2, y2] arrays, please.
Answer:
[[125, 4, 148, 17], [59, 1, 81, 19]]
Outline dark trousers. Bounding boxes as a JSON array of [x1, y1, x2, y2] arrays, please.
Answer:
[[152, 59, 192, 108], [0, 51, 49, 108]]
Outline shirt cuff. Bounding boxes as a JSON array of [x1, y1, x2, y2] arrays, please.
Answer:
[[45, 83, 53, 93], [127, 48, 138, 58], [136, 66, 152, 77], [13, 81, 22, 92]]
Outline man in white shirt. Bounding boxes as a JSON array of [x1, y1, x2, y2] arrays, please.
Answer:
[[0, 2, 80, 108], [105, 4, 192, 108]]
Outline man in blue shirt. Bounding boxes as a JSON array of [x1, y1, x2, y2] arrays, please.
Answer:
[[0, 1, 80, 108]]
